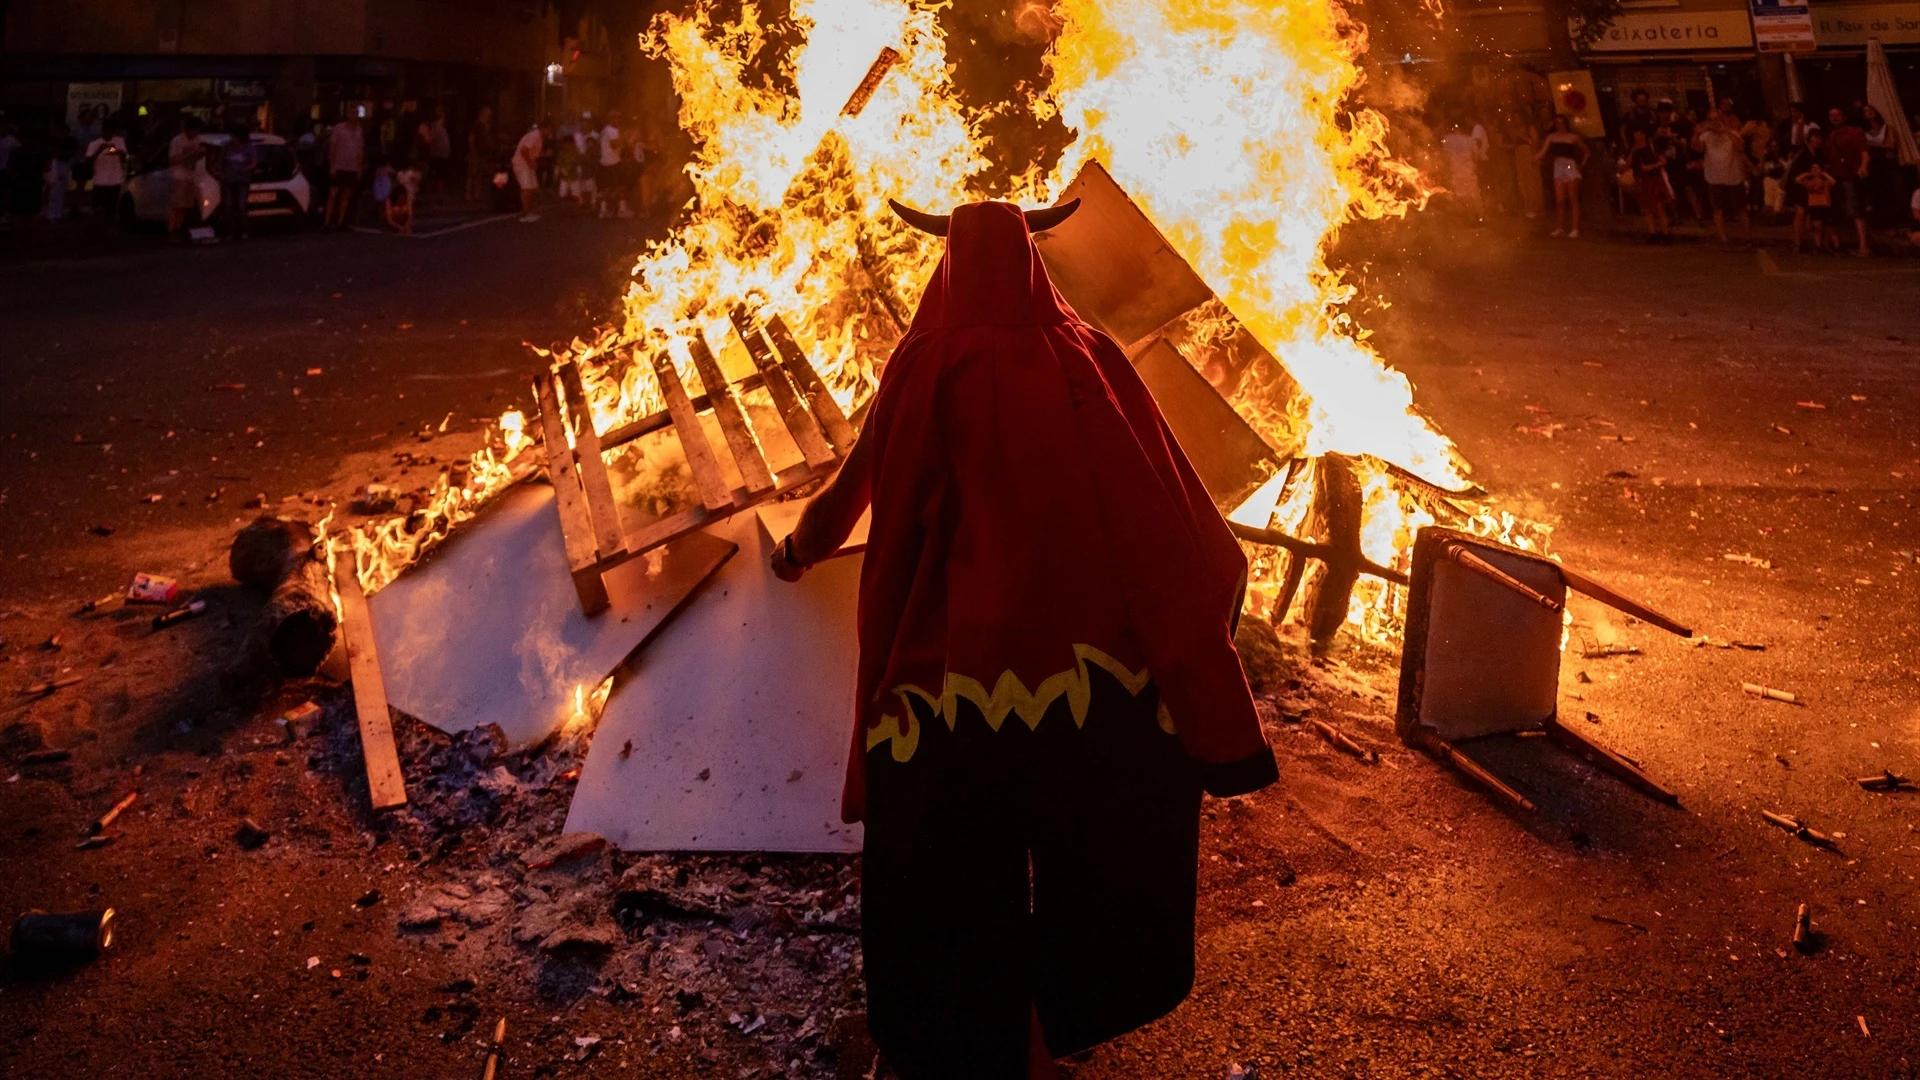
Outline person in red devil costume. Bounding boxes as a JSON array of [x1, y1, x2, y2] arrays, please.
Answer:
[[771, 199, 1277, 1079]]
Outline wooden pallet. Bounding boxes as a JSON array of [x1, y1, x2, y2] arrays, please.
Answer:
[[538, 313, 853, 615]]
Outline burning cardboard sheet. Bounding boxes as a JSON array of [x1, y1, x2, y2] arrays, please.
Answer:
[[367, 484, 735, 749], [565, 506, 863, 853]]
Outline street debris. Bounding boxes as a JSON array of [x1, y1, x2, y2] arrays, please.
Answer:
[[234, 819, 271, 850], [231, 517, 338, 680], [480, 1018, 506, 1080], [21, 749, 72, 766], [278, 701, 322, 741], [90, 790, 138, 836], [10, 909, 115, 964], [1858, 1016, 1871, 1038], [1721, 553, 1773, 569], [1690, 636, 1765, 651], [127, 573, 180, 604], [1856, 770, 1913, 792], [521, 831, 608, 870], [78, 592, 127, 616], [1591, 913, 1648, 932], [354, 483, 398, 514], [1762, 811, 1839, 850], [1742, 683, 1801, 705], [1307, 717, 1377, 763], [151, 599, 206, 630], [1581, 644, 1640, 659], [1792, 903, 1819, 954], [19, 675, 82, 698]]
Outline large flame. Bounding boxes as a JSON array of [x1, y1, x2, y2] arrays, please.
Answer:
[[345, 0, 1547, 646], [1044, 0, 1449, 483]]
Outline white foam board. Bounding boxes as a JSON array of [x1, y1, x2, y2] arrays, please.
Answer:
[[565, 508, 865, 852], [366, 483, 736, 748]]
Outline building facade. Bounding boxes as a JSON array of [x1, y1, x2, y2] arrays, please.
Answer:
[[1375, 0, 1920, 135], [1, 0, 559, 138]]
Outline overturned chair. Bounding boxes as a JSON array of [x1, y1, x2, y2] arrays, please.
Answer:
[[1394, 527, 1691, 812]]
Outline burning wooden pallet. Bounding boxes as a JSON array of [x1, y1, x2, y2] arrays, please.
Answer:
[[536, 309, 856, 615]]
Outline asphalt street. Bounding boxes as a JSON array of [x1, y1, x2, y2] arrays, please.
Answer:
[[0, 212, 650, 608], [1, 213, 1917, 1078]]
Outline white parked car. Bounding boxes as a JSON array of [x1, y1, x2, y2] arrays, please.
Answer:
[[123, 132, 311, 226]]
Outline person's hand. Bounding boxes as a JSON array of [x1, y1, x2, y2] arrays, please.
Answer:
[[770, 534, 807, 583]]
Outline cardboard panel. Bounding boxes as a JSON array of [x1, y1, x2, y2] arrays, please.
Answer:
[[754, 499, 870, 559], [564, 510, 864, 853], [1033, 161, 1216, 348], [1411, 543, 1565, 740], [1133, 338, 1279, 510], [367, 484, 736, 748]]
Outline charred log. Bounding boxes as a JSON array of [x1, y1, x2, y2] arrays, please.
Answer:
[[229, 516, 338, 678]]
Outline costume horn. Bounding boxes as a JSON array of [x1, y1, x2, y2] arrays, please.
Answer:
[[886, 198, 1083, 237]]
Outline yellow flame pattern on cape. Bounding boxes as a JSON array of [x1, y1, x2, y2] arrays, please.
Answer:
[[865, 644, 1177, 763]]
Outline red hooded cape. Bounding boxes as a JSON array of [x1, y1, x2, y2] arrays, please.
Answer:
[[842, 200, 1275, 823]]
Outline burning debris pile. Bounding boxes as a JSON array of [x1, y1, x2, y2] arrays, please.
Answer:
[[325, 0, 1550, 653], [251, 0, 1607, 865]]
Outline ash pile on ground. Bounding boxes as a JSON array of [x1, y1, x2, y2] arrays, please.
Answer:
[[292, 693, 872, 1077]]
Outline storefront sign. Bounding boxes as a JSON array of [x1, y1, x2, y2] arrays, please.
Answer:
[[1573, 10, 1757, 50], [66, 82, 123, 128], [1750, 0, 1818, 50], [1811, 2, 1920, 45], [217, 79, 270, 102]]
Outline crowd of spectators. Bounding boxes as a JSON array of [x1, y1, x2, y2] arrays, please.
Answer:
[[0, 97, 651, 242], [1434, 91, 1920, 254]]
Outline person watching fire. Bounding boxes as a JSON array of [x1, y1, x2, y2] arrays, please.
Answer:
[[771, 199, 1277, 1079]]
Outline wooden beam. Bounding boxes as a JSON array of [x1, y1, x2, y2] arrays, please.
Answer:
[[535, 372, 609, 614], [556, 360, 627, 567], [331, 545, 407, 812], [1543, 715, 1681, 806], [765, 315, 858, 453], [599, 373, 767, 451], [653, 351, 734, 511], [1558, 566, 1692, 638], [618, 461, 824, 561], [730, 307, 836, 469], [688, 334, 775, 495]]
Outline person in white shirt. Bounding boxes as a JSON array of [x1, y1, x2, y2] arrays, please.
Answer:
[[513, 118, 550, 221], [596, 110, 636, 219], [1439, 118, 1483, 220], [166, 114, 206, 238], [85, 120, 130, 230], [324, 112, 366, 230], [1692, 109, 1751, 245]]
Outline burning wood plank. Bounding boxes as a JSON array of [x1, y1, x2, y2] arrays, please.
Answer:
[[536, 371, 612, 615], [331, 544, 408, 812], [557, 361, 629, 564], [730, 308, 837, 469], [537, 324, 853, 614], [766, 315, 858, 455], [652, 351, 736, 512], [688, 334, 775, 494]]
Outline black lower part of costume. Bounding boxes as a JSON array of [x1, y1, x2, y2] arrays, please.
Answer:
[[861, 666, 1203, 1080]]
